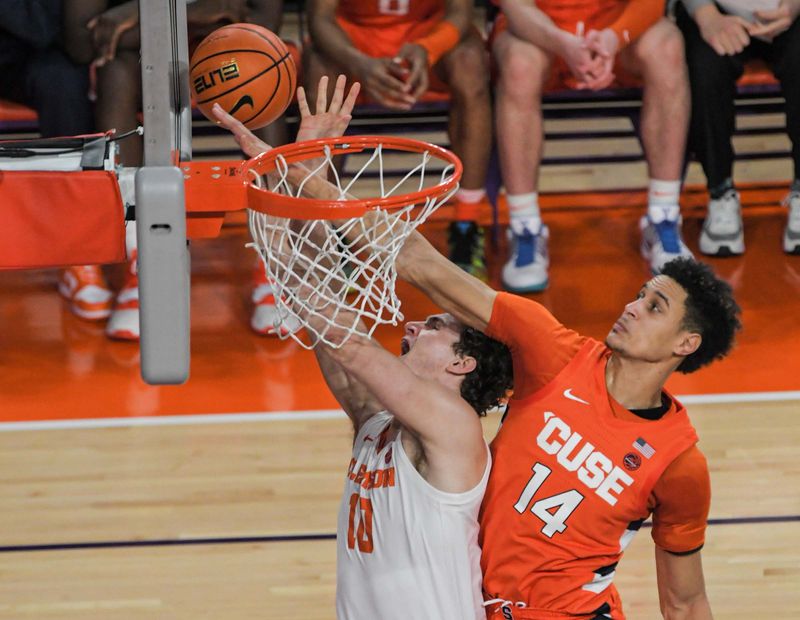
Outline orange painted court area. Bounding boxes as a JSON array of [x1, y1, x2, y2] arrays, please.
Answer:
[[2, 193, 798, 423]]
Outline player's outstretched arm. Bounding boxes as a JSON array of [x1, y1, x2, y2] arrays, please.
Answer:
[[395, 231, 497, 333], [654, 547, 713, 619]]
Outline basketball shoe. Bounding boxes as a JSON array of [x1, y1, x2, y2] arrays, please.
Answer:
[[106, 253, 140, 341], [640, 206, 694, 274], [448, 221, 488, 282], [251, 262, 301, 336], [783, 190, 800, 254], [58, 265, 113, 320], [699, 189, 744, 256], [501, 223, 549, 293]]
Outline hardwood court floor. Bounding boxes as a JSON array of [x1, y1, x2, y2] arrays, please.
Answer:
[[0, 191, 799, 619], [0, 403, 798, 619]]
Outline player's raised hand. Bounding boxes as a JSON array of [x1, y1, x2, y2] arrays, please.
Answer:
[[211, 103, 271, 158], [296, 75, 361, 142]]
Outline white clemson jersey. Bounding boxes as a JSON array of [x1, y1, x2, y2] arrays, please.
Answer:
[[336, 411, 490, 620]]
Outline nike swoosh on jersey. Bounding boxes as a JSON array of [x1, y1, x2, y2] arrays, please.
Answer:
[[229, 95, 254, 115], [563, 388, 590, 405]]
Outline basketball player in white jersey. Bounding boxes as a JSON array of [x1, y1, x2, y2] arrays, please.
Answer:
[[214, 76, 514, 619]]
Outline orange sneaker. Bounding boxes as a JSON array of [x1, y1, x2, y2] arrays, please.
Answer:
[[106, 253, 139, 341], [58, 265, 113, 321], [251, 261, 301, 336]]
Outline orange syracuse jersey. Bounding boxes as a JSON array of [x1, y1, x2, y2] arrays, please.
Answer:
[[480, 295, 702, 618]]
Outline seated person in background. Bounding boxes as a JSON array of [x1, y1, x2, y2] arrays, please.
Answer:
[[493, 0, 692, 291], [304, 0, 493, 283], [62, 0, 285, 340], [1, 0, 110, 322], [676, 0, 800, 255]]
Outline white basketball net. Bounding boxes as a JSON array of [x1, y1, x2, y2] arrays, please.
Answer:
[[247, 142, 458, 349]]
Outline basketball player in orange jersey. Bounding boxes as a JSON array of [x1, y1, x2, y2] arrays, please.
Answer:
[[304, 0, 493, 282], [214, 75, 514, 620], [392, 229, 741, 618], [492, 0, 693, 292]]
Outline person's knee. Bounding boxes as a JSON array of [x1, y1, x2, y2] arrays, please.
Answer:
[[444, 39, 490, 100], [494, 38, 548, 103], [635, 23, 688, 92]]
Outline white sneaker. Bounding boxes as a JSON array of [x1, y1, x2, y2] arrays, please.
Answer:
[[502, 224, 549, 293], [106, 254, 140, 341], [251, 263, 301, 336], [783, 191, 800, 254], [640, 208, 694, 274], [699, 189, 745, 256]]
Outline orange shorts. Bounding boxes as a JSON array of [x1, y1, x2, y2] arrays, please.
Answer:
[[491, 11, 640, 92], [336, 16, 450, 102]]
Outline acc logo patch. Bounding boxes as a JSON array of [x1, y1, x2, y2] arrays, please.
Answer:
[[623, 452, 642, 471]]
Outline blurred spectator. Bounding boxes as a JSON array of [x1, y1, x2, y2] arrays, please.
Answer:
[[493, 0, 692, 291], [304, 0, 493, 283], [1, 0, 114, 322], [63, 0, 287, 339], [677, 0, 800, 255]]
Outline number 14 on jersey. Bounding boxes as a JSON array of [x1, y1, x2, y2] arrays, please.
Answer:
[[514, 463, 585, 538]]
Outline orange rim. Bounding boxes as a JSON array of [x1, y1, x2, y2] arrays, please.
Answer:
[[242, 135, 462, 220]]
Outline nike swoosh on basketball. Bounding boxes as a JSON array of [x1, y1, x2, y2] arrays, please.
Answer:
[[563, 388, 590, 405], [229, 95, 254, 115]]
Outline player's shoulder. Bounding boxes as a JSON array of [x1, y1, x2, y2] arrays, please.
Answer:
[[654, 445, 709, 498]]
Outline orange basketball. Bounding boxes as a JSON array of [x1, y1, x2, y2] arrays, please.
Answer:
[[190, 24, 296, 130]]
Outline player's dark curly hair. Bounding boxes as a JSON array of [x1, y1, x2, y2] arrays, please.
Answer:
[[660, 258, 742, 374], [452, 326, 513, 415]]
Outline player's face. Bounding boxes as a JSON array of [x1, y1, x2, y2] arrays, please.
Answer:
[[400, 313, 463, 368], [606, 276, 694, 364]]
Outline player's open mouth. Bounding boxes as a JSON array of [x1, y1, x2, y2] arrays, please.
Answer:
[[401, 338, 410, 355]]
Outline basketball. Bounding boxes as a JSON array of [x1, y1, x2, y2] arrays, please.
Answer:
[[189, 24, 296, 130]]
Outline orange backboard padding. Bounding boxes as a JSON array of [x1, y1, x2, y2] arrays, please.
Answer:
[[0, 170, 126, 269]]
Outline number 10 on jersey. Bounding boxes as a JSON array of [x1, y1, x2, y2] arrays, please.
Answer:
[[347, 493, 374, 553], [514, 463, 584, 538]]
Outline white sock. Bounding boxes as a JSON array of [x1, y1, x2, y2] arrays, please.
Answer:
[[455, 188, 486, 203], [507, 192, 542, 235], [647, 179, 681, 222], [125, 221, 138, 256]]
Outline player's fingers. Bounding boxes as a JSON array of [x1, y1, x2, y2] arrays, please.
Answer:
[[315, 75, 329, 114], [412, 74, 427, 100], [341, 82, 361, 116], [211, 102, 243, 132], [754, 8, 782, 21], [734, 26, 750, 49], [329, 74, 346, 113], [296, 86, 311, 118], [107, 31, 121, 62]]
